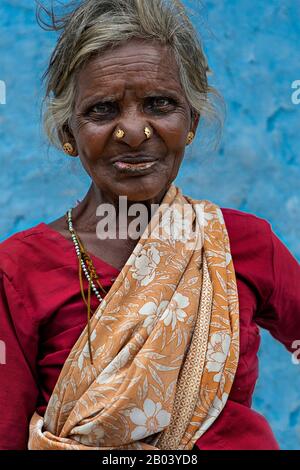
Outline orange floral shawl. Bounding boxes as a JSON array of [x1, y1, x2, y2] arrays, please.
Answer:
[[28, 185, 239, 450]]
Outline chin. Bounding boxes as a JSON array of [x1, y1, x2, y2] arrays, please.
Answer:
[[110, 178, 168, 203]]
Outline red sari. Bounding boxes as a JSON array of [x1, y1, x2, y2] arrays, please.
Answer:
[[0, 208, 299, 450]]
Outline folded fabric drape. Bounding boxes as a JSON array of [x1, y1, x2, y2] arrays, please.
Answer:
[[28, 184, 239, 450]]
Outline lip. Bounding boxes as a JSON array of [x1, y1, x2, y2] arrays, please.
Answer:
[[111, 154, 158, 164], [113, 160, 157, 174]]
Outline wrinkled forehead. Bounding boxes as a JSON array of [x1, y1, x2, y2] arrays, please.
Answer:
[[75, 40, 183, 102]]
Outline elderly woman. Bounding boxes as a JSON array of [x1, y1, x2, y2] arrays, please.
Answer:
[[0, 0, 299, 451]]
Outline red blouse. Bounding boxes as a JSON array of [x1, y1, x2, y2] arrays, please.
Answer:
[[0, 208, 299, 450]]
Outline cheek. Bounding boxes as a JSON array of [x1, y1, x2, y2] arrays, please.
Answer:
[[156, 113, 190, 153], [75, 121, 111, 161]]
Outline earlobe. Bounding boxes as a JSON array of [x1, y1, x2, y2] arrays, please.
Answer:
[[186, 131, 195, 146], [63, 142, 78, 156], [59, 124, 78, 157], [185, 111, 199, 146]]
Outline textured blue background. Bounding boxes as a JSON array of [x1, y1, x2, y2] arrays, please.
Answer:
[[0, 0, 299, 449]]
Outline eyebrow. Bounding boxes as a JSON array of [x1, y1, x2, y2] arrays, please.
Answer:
[[78, 87, 182, 109], [142, 89, 182, 99]]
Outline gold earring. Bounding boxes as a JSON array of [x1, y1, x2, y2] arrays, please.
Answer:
[[63, 142, 76, 156], [144, 127, 152, 139], [186, 131, 195, 145], [115, 129, 125, 139]]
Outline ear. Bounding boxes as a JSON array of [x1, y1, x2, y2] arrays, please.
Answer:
[[191, 110, 200, 134], [58, 123, 78, 157]]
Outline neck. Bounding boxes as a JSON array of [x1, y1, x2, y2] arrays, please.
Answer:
[[71, 183, 170, 234]]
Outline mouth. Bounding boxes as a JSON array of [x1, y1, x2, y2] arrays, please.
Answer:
[[112, 155, 158, 174]]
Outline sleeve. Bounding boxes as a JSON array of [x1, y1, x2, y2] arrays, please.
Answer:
[[0, 269, 39, 450], [254, 226, 300, 353]]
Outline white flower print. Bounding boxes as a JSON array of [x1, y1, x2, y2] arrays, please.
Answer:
[[225, 252, 232, 266], [206, 332, 231, 382], [44, 394, 61, 431], [78, 330, 97, 370], [159, 206, 192, 242], [216, 207, 225, 225], [139, 301, 169, 334], [195, 203, 214, 228], [71, 421, 105, 446], [160, 293, 189, 330], [200, 392, 229, 434], [97, 345, 131, 385], [130, 399, 171, 440], [130, 245, 160, 286]]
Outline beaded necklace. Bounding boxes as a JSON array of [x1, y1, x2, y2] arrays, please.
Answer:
[[66, 209, 108, 364]]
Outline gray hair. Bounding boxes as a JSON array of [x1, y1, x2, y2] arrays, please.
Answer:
[[37, 0, 223, 150]]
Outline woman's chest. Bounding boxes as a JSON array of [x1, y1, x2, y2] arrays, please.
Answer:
[[35, 268, 262, 409]]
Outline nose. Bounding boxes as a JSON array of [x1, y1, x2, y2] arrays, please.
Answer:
[[114, 113, 152, 148]]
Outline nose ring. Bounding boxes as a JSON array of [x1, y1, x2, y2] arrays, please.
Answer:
[[115, 127, 151, 140], [115, 128, 125, 139], [144, 127, 152, 139]]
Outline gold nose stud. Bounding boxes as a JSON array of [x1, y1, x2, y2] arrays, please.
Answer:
[[115, 127, 151, 140], [144, 127, 152, 139], [115, 129, 125, 139]]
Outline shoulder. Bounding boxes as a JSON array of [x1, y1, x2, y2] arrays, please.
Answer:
[[219, 207, 272, 255], [190, 194, 272, 240], [0, 223, 59, 280], [220, 207, 271, 236], [218, 207, 277, 304], [220, 206, 273, 278], [0, 222, 44, 251], [0, 223, 46, 250]]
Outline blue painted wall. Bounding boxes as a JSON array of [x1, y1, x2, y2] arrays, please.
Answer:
[[0, 0, 299, 449]]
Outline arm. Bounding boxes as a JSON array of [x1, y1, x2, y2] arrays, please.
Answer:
[[254, 226, 300, 353], [0, 270, 39, 450]]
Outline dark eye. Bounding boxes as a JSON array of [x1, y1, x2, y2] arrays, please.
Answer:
[[144, 96, 176, 114], [89, 102, 118, 118]]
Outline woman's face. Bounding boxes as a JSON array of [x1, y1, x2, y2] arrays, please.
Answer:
[[67, 39, 199, 203]]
